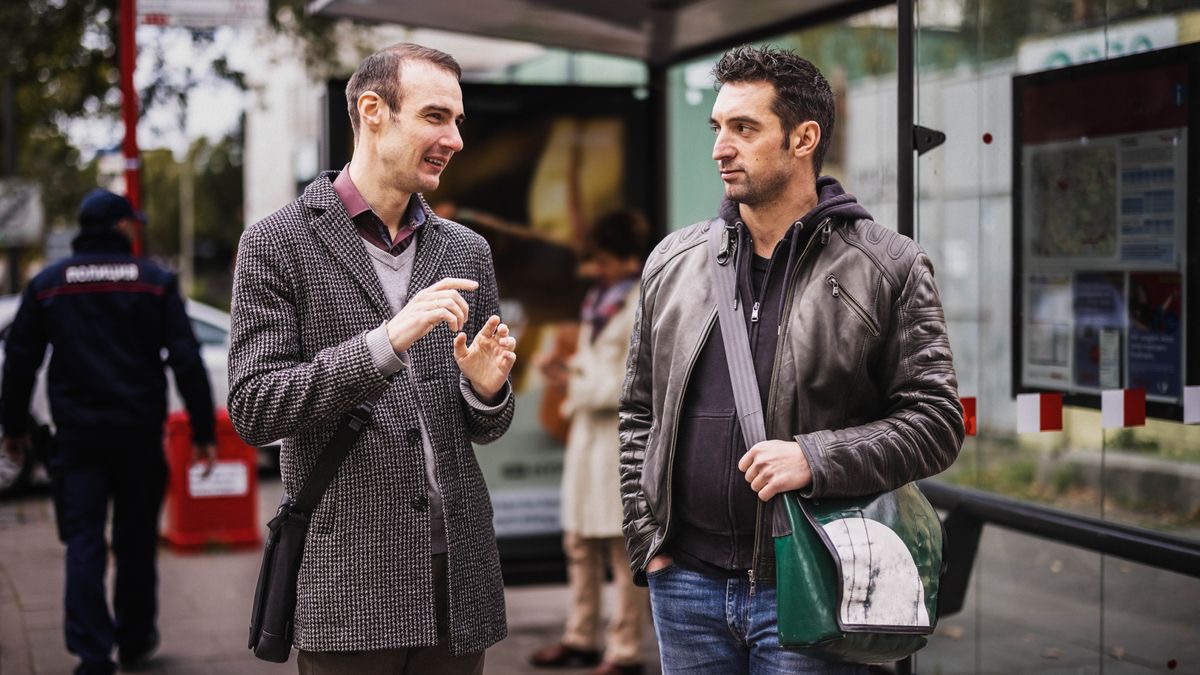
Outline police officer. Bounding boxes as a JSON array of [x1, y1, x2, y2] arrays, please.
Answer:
[[1, 189, 216, 675]]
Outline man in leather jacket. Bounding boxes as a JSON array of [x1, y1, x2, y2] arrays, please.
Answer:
[[618, 46, 964, 673]]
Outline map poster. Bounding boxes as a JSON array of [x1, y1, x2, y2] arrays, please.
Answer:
[[1128, 272, 1183, 399], [1028, 143, 1117, 260], [1073, 272, 1125, 390]]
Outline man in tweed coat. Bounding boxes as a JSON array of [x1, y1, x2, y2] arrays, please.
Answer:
[[228, 44, 517, 674]]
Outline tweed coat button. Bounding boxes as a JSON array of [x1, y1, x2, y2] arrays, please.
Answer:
[[406, 428, 421, 445], [411, 495, 429, 512]]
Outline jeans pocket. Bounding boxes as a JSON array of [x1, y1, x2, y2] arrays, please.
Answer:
[[645, 562, 676, 580]]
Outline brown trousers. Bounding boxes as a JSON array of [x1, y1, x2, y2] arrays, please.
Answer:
[[561, 532, 649, 665], [297, 554, 484, 675]]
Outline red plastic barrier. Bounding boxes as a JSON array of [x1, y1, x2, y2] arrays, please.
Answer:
[[163, 408, 260, 549]]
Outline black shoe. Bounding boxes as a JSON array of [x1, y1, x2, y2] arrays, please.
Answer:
[[528, 643, 603, 668], [117, 630, 160, 671], [74, 661, 116, 675]]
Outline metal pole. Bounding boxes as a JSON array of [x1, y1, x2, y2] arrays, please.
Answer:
[[180, 151, 194, 293], [119, 0, 143, 255], [2, 77, 18, 293], [897, 0, 914, 239], [2, 77, 14, 175]]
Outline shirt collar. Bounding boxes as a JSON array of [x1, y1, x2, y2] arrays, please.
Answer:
[[332, 166, 427, 228]]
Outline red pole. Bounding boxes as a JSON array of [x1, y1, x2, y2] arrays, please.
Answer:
[[119, 0, 143, 255]]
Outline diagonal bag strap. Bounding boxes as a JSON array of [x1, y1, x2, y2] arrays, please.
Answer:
[[707, 219, 767, 449], [708, 220, 791, 536], [290, 391, 383, 516]]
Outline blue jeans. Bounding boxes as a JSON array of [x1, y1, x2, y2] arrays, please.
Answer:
[[647, 564, 868, 675]]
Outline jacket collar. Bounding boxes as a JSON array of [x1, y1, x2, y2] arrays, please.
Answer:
[[301, 173, 389, 319], [71, 229, 133, 254], [300, 172, 451, 316]]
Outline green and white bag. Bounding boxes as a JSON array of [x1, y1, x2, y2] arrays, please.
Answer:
[[773, 485, 941, 663]]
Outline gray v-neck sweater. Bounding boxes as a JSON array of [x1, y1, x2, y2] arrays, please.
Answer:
[[363, 242, 449, 554]]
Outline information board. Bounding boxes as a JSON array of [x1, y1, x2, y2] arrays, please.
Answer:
[[1013, 43, 1197, 419]]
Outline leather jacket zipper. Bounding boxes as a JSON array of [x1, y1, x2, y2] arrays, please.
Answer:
[[644, 307, 718, 569], [827, 275, 880, 336], [749, 218, 832, 586]]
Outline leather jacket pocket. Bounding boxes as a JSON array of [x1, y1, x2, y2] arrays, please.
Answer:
[[826, 274, 880, 336]]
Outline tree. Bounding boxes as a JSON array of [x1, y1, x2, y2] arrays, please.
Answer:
[[0, 1, 118, 227]]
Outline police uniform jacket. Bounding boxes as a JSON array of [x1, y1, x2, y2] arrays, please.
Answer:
[[1, 230, 215, 447]]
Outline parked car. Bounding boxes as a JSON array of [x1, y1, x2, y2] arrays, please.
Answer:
[[0, 294, 254, 497]]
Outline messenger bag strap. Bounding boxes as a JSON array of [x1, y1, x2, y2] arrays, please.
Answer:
[[707, 219, 766, 449], [291, 391, 383, 516], [708, 220, 792, 536]]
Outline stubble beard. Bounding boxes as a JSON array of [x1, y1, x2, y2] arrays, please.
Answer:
[[724, 167, 791, 207]]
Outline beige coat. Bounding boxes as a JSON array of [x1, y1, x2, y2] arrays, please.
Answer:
[[559, 284, 639, 538]]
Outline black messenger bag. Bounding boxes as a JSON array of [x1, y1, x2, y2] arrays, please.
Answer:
[[247, 398, 378, 662]]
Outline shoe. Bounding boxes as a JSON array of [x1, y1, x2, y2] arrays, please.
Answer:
[[117, 629, 160, 671], [590, 661, 645, 675], [528, 643, 603, 668], [73, 661, 115, 675]]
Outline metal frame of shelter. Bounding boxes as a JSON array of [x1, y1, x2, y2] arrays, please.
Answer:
[[308, 0, 916, 239]]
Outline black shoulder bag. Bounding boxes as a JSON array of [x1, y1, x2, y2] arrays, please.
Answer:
[[247, 397, 378, 663]]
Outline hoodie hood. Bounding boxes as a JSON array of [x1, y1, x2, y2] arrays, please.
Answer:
[[718, 175, 872, 230], [714, 175, 874, 322]]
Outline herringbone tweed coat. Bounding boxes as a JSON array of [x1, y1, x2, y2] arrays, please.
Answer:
[[228, 172, 515, 655]]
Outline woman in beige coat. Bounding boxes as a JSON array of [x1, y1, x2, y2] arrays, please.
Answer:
[[530, 211, 650, 675]]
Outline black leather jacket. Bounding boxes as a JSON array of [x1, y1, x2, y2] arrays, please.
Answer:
[[618, 213, 964, 585]]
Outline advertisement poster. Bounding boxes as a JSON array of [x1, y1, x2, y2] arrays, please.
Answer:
[[1072, 272, 1124, 390], [1128, 272, 1183, 399], [428, 86, 650, 539], [1023, 273, 1073, 387]]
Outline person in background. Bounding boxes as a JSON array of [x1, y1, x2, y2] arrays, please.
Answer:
[[1, 188, 216, 675], [530, 210, 650, 675]]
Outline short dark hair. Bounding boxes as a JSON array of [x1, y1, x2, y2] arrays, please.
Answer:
[[712, 45, 835, 176], [345, 43, 462, 142], [584, 210, 649, 261]]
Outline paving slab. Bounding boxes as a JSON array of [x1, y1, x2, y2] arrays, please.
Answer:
[[0, 479, 660, 675]]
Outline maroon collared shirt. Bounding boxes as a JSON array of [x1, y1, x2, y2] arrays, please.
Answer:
[[332, 167, 425, 256]]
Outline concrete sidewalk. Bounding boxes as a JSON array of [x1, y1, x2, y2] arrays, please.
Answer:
[[0, 479, 661, 675]]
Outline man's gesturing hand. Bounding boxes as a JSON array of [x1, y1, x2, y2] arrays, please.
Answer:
[[737, 439, 812, 501], [386, 278, 478, 353], [455, 315, 517, 401]]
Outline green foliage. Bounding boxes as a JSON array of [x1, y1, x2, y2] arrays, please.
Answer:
[[960, 0, 1200, 63], [0, 0, 331, 302], [139, 135, 243, 309], [1109, 429, 1161, 454], [1049, 463, 1085, 493], [267, 0, 341, 75], [0, 0, 117, 226]]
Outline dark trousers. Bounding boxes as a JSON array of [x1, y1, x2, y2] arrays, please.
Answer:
[[51, 439, 167, 669]]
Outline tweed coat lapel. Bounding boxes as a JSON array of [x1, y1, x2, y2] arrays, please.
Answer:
[[301, 175, 390, 320], [406, 197, 449, 304]]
